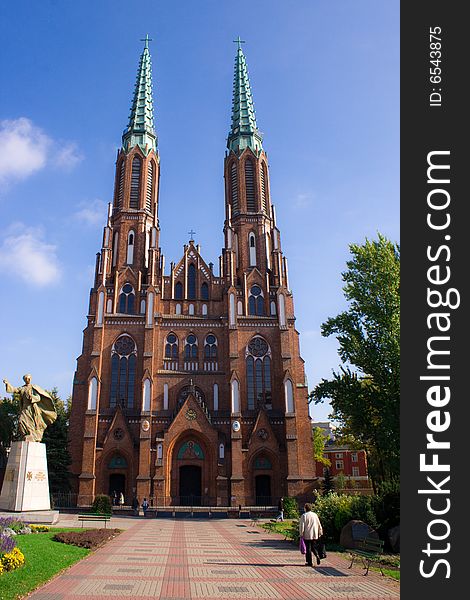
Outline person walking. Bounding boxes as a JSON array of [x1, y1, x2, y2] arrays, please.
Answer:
[[142, 497, 149, 517], [119, 492, 125, 507], [132, 495, 139, 516], [277, 497, 285, 521], [299, 503, 323, 567]]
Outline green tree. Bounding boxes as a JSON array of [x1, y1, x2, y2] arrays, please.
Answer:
[[311, 235, 400, 486], [43, 390, 72, 493], [322, 468, 334, 494], [312, 427, 330, 467], [0, 396, 20, 467]]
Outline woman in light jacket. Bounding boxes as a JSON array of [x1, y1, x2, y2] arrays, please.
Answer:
[[299, 503, 323, 566]]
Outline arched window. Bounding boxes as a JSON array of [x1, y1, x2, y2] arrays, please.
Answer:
[[188, 303, 195, 315], [175, 303, 182, 315], [97, 291, 104, 325], [146, 161, 154, 212], [260, 162, 267, 213], [165, 333, 178, 358], [147, 292, 154, 325], [245, 158, 256, 212], [130, 156, 141, 209], [278, 293, 286, 327], [175, 281, 183, 300], [231, 162, 239, 214], [246, 336, 272, 409], [110, 335, 137, 408], [201, 282, 209, 300], [118, 283, 135, 314], [202, 303, 208, 316], [204, 334, 217, 359], [237, 300, 243, 315], [249, 232, 256, 266], [142, 378, 151, 412], [284, 379, 294, 413], [213, 383, 219, 411], [116, 160, 125, 209], [270, 300, 277, 316], [188, 263, 196, 299], [127, 230, 135, 264], [112, 231, 119, 267], [184, 334, 198, 359], [163, 383, 169, 410], [88, 376, 98, 410], [229, 293, 236, 326], [231, 379, 240, 413], [248, 285, 264, 316]]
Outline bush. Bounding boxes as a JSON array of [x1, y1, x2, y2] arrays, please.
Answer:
[[53, 528, 120, 549], [1, 547, 25, 572], [1, 533, 15, 555], [312, 492, 379, 543], [92, 494, 112, 515], [283, 497, 300, 519], [30, 524, 49, 533], [0, 517, 25, 533]]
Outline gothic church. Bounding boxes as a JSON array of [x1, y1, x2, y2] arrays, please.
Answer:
[[69, 39, 315, 507]]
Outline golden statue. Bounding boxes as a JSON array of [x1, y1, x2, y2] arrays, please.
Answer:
[[3, 374, 57, 442]]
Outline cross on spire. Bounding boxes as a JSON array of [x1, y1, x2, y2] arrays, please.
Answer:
[[140, 34, 153, 49], [233, 36, 245, 50], [188, 229, 196, 241]]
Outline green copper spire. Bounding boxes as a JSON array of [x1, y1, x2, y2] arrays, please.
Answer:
[[123, 35, 157, 154], [227, 38, 263, 154]]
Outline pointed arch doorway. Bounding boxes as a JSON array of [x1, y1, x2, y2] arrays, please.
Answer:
[[179, 465, 202, 505]]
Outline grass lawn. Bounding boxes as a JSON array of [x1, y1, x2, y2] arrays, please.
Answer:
[[260, 519, 400, 581], [0, 529, 90, 600]]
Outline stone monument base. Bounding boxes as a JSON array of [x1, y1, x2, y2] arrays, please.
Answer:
[[0, 509, 59, 524], [0, 441, 52, 511]]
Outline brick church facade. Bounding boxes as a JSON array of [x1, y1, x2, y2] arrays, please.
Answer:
[[69, 39, 315, 507]]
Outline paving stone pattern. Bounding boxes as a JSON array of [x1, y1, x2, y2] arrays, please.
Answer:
[[28, 519, 400, 599]]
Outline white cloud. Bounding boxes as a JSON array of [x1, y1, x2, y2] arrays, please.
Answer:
[[293, 192, 315, 209], [0, 118, 50, 183], [0, 118, 83, 185], [0, 223, 61, 286], [55, 142, 83, 170], [73, 199, 107, 226]]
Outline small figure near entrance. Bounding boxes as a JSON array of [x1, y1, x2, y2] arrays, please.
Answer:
[[142, 497, 149, 517], [132, 496, 139, 516], [119, 492, 125, 506], [112, 490, 118, 506], [276, 496, 285, 521], [299, 503, 323, 567]]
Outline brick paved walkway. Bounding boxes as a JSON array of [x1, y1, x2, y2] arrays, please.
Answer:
[[29, 519, 400, 599]]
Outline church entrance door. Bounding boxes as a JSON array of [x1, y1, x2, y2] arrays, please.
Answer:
[[109, 473, 126, 501], [179, 465, 202, 505], [255, 474, 271, 505]]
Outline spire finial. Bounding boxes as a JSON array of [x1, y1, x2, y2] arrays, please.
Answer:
[[123, 36, 157, 154], [233, 36, 245, 50], [227, 37, 263, 153], [140, 34, 152, 49]]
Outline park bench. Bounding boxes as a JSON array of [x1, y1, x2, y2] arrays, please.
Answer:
[[77, 513, 111, 528], [348, 536, 385, 575]]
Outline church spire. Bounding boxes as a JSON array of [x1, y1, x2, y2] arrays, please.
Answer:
[[123, 35, 157, 154], [227, 38, 263, 154]]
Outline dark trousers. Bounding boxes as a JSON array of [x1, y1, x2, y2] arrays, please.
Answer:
[[304, 539, 320, 566]]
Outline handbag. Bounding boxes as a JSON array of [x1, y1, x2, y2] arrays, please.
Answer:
[[315, 536, 327, 559], [299, 537, 306, 555]]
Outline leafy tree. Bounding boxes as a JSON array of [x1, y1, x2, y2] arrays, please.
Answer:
[[43, 390, 72, 493], [312, 427, 330, 466], [0, 396, 20, 467], [322, 468, 334, 495], [311, 235, 400, 486]]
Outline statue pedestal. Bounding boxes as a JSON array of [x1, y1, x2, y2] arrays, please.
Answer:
[[0, 441, 51, 511]]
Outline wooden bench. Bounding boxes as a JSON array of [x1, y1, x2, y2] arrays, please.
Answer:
[[348, 536, 385, 575], [77, 514, 111, 528]]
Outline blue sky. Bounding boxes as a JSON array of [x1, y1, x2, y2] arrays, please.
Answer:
[[0, 0, 399, 422]]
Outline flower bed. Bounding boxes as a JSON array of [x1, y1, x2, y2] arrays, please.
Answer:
[[0, 516, 47, 576], [53, 528, 121, 550]]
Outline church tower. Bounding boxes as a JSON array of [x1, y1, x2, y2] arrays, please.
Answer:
[[69, 39, 315, 508]]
